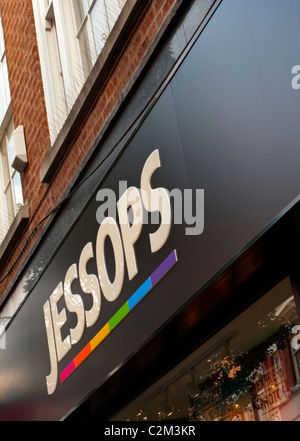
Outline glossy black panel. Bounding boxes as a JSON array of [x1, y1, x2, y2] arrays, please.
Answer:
[[171, 0, 300, 276]]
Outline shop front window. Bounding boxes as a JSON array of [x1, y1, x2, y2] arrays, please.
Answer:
[[112, 277, 300, 421]]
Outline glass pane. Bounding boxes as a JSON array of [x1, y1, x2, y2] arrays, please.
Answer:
[[0, 16, 5, 58], [91, 0, 108, 54], [78, 26, 93, 73], [4, 181, 15, 221], [3, 56, 10, 105], [0, 56, 10, 123], [73, 0, 88, 29], [112, 277, 300, 421], [104, 0, 125, 30], [1, 137, 11, 187], [7, 115, 14, 167], [0, 64, 6, 122], [13, 172, 23, 207], [76, 0, 126, 75]]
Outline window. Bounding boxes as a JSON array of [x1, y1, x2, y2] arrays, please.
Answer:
[[0, 15, 10, 125], [0, 119, 24, 245], [73, 0, 126, 75], [0, 16, 24, 246], [32, 0, 127, 144], [112, 277, 300, 421]]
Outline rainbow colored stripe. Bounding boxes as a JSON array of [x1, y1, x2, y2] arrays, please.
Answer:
[[60, 249, 178, 384]]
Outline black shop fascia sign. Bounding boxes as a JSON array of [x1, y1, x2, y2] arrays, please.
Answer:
[[42, 148, 204, 397]]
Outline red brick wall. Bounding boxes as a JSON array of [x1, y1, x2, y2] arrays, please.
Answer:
[[0, 0, 51, 293], [0, 0, 178, 297]]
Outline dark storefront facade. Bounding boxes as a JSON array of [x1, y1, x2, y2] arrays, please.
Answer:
[[1, 0, 300, 421]]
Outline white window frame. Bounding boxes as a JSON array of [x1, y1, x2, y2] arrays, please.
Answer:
[[0, 15, 11, 127], [0, 117, 24, 245], [0, 14, 24, 247]]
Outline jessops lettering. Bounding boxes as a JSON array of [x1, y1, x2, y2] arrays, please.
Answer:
[[43, 150, 173, 395]]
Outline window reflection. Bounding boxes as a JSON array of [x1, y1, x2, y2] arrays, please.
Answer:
[[112, 277, 300, 421]]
